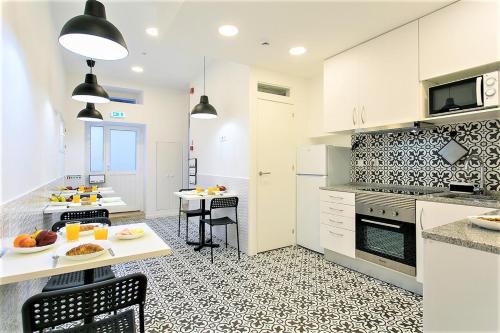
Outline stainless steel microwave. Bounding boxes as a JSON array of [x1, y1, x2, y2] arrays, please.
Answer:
[[428, 71, 499, 117]]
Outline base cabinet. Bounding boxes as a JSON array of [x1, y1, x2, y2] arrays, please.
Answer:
[[319, 190, 355, 258], [424, 239, 500, 332], [415, 201, 495, 283]]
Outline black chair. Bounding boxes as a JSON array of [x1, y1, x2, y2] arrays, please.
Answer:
[[60, 208, 109, 220], [201, 197, 240, 263], [43, 215, 114, 292], [178, 188, 210, 241], [22, 273, 148, 333]]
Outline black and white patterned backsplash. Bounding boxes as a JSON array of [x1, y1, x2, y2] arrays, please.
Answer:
[[351, 119, 500, 191]]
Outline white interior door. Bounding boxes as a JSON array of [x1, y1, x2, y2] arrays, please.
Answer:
[[256, 98, 295, 253], [88, 124, 144, 213], [156, 142, 182, 211]]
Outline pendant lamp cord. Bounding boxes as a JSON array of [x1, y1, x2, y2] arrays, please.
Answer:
[[203, 56, 206, 95]]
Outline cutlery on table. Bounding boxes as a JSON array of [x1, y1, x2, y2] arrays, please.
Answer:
[[52, 254, 59, 268], [108, 248, 115, 257]]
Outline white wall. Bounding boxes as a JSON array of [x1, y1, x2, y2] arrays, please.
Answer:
[[1, 2, 66, 203], [63, 73, 189, 217], [189, 60, 251, 253]]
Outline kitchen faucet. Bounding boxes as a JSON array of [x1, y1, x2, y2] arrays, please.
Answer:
[[464, 154, 485, 195]]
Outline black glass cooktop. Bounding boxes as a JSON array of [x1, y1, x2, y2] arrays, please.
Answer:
[[359, 187, 441, 196]]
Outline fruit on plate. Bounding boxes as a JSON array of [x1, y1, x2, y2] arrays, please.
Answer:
[[35, 230, 57, 246], [217, 185, 226, 191], [116, 228, 144, 236], [13, 234, 32, 247], [50, 194, 66, 202]]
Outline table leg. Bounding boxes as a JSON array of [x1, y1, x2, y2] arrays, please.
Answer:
[[194, 199, 219, 251]]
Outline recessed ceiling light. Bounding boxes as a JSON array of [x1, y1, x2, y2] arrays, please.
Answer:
[[289, 46, 307, 56], [218, 25, 239, 37], [145, 27, 159, 37], [131, 66, 144, 73]]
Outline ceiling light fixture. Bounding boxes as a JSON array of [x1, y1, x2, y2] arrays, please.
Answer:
[[131, 66, 144, 73], [72, 59, 109, 103], [77, 103, 103, 122], [145, 27, 159, 37], [191, 56, 218, 119], [218, 25, 239, 37], [59, 0, 128, 60], [289, 46, 307, 56]]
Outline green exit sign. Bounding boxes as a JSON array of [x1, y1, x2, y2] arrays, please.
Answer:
[[110, 111, 125, 118]]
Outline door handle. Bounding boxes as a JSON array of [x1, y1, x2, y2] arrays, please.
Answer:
[[419, 208, 424, 230], [361, 218, 401, 229], [352, 107, 357, 126], [361, 106, 366, 124], [476, 77, 483, 106], [259, 171, 271, 176]]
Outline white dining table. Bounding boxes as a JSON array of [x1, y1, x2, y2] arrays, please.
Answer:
[[43, 197, 127, 214], [0, 223, 171, 286], [173, 190, 238, 251]]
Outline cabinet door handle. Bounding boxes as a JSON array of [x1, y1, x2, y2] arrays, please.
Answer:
[[329, 218, 343, 224], [352, 107, 357, 125], [329, 231, 344, 237], [328, 207, 344, 212], [361, 106, 366, 124], [419, 208, 424, 230], [361, 218, 401, 229], [328, 195, 343, 200]]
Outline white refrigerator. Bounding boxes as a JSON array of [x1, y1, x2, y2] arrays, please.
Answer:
[[296, 144, 351, 253]]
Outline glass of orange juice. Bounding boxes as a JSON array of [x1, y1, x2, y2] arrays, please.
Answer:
[[79, 185, 85, 192], [94, 224, 108, 240], [89, 194, 97, 203], [66, 221, 81, 241], [91, 185, 97, 192], [72, 194, 81, 203]]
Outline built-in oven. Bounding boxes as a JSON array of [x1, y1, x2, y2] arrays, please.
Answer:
[[428, 71, 498, 117], [355, 193, 416, 276]]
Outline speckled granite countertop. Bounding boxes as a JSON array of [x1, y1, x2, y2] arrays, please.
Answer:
[[320, 183, 500, 209], [422, 211, 500, 254]]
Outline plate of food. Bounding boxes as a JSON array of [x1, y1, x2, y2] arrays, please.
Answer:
[[10, 230, 58, 254], [115, 227, 145, 240], [59, 223, 99, 236], [57, 240, 111, 261], [468, 215, 500, 231]]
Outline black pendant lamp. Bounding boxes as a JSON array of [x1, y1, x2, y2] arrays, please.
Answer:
[[191, 57, 218, 119], [59, 0, 128, 60], [77, 103, 103, 122], [72, 59, 109, 103]]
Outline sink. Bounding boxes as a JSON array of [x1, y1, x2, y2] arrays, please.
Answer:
[[435, 193, 499, 202]]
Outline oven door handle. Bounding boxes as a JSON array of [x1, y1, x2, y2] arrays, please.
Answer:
[[361, 218, 401, 229]]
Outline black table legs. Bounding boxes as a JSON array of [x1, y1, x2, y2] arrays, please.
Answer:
[[193, 199, 219, 251]]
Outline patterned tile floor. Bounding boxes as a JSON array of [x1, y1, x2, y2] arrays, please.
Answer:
[[113, 217, 423, 333]]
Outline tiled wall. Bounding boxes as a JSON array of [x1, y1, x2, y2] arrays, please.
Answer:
[[0, 177, 64, 332], [196, 175, 249, 254], [351, 119, 500, 191]]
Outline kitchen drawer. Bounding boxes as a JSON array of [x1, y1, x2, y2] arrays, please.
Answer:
[[320, 190, 355, 205], [320, 224, 355, 258], [320, 201, 355, 218], [320, 212, 355, 231]]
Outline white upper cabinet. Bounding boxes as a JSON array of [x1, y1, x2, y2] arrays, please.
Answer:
[[324, 21, 420, 133], [419, 1, 500, 81], [357, 21, 420, 128], [323, 49, 359, 132]]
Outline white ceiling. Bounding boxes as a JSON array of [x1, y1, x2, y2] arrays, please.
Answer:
[[50, 0, 452, 90]]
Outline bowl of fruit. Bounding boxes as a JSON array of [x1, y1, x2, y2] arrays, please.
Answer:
[[11, 230, 58, 254], [115, 227, 145, 240]]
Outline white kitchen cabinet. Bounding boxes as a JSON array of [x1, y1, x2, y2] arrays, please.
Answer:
[[323, 49, 359, 132], [323, 21, 420, 132], [419, 1, 500, 80], [319, 190, 356, 256], [415, 201, 495, 283], [357, 21, 420, 128], [424, 239, 500, 332]]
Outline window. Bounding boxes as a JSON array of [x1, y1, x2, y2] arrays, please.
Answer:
[[109, 129, 136, 172], [90, 126, 104, 172]]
